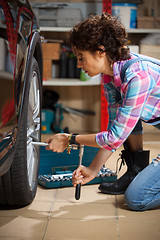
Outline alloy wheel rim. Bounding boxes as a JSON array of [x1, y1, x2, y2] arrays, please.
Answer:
[[27, 70, 41, 190]]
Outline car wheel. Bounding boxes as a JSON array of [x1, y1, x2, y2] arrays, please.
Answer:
[[0, 57, 42, 207]]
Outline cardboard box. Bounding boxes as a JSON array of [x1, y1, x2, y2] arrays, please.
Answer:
[[42, 43, 60, 79], [43, 59, 52, 79], [42, 43, 60, 60], [129, 45, 139, 54], [137, 16, 160, 29], [140, 44, 160, 60]]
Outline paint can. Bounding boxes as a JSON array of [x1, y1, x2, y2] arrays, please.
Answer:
[[112, 3, 137, 29]]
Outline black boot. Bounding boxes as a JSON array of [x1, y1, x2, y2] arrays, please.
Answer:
[[98, 150, 150, 195]]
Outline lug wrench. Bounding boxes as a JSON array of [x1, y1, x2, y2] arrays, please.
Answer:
[[32, 142, 49, 146]]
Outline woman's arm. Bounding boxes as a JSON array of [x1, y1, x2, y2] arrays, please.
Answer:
[[46, 133, 100, 152], [96, 70, 153, 151], [45, 133, 113, 186]]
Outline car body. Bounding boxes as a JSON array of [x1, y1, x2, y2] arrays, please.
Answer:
[[0, 0, 43, 207]]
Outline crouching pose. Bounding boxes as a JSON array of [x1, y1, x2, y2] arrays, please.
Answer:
[[46, 13, 160, 211]]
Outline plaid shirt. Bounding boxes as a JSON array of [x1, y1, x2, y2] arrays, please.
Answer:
[[96, 53, 160, 151]]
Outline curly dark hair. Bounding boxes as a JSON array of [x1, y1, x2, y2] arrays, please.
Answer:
[[67, 13, 130, 62]]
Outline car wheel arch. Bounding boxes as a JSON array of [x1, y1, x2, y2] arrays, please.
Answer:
[[16, 31, 43, 137]]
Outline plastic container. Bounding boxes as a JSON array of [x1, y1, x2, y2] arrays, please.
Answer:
[[80, 69, 91, 81], [41, 109, 54, 134], [0, 39, 5, 70], [112, 3, 137, 29]]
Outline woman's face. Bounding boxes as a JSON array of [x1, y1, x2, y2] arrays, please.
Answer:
[[74, 49, 113, 77]]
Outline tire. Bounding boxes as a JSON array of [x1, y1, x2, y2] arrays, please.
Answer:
[[0, 57, 42, 207]]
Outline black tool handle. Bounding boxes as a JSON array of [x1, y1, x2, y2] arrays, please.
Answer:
[[75, 183, 81, 200]]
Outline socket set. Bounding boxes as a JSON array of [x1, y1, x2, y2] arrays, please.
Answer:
[[38, 166, 117, 189], [38, 146, 117, 189]]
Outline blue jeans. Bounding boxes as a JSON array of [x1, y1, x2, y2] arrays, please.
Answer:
[[124, 122, 160, 211]]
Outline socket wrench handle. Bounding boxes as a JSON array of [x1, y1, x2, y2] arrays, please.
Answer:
[[75, 183, 81, 200], [75, 145, 84, 200]]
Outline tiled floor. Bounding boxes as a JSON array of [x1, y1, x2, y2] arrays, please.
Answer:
[[0, 124, 160, 240]]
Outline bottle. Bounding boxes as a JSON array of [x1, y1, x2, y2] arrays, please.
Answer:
[[60, 47, 67, 78], [74, 57, 81, 79], [68, 50, 75, 78]]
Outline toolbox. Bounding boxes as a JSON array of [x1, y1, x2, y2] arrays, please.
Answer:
[[38, 146, 117, 189]]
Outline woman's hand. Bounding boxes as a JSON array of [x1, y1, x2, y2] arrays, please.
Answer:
[[72, 148, 113, 187], [72, 165, 97, 187], [45, 133, 69, 153]]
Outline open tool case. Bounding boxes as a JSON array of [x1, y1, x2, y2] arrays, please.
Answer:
[[38, 146, 117, 188]]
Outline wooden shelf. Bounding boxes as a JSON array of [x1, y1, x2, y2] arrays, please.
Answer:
[[40, 26, 160, 34], [0, 71, 13, 80], [43, 78, 101, 86], [40, 27, 71, 32], [127, 29, 160, 33]]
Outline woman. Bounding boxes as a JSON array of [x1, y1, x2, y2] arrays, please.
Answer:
[[46, 13, 160, 211]]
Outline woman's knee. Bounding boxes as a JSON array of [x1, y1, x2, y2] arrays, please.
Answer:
[[124, 177, 149, 211], [124, 183, 153, 211], [124, 190, 144, 211]]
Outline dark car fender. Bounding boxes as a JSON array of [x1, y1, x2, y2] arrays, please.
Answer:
[[0, 31, 43, 176]]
